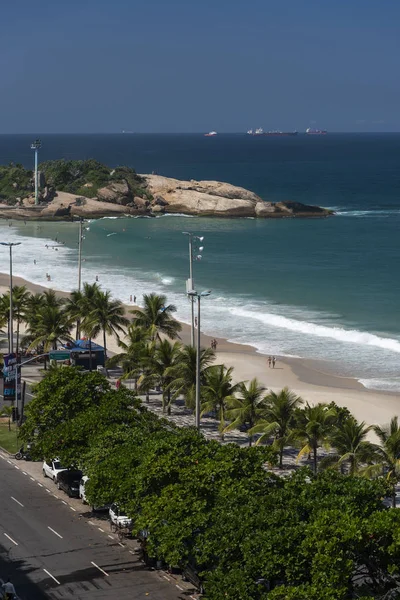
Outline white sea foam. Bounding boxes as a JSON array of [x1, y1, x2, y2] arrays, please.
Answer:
[[228, 306, 400, 353], [358, 378, 400, 392], [157, 213, 195, 218], [336, 209, 400, 217], [3, 222, 400, 392]]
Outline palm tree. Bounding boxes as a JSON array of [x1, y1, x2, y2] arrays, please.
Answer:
[[13, 286, 31, 355], [42, 289, 65, 308], [24, 305, 73, 359], [368, 417, 400, 507], [74, 283, 102, 370], [65, 289, 84, 339], [201, 365, 240, 439], [321, 418, 376, 476], [131, 293, 181, 340], [223, 378, 267, 446], [83, 290, 129, 358], [139, 339, 182, 414], [167, 345, 215, 409], [107, 323, 151, 386], [250, 387, 303, 468], [293, 402, 337, 474]]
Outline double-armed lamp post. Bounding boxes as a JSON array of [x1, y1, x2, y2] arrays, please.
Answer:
[[182, 232, 204, 346], [187, 289, 211, 430]]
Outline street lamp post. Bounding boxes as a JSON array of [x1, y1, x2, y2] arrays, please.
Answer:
[[30, 139, 42, 206], [182, 232, 204, 346], [78, 217, 83, 292], [188, 289, 211, 430], [0, 242, 21, 354]]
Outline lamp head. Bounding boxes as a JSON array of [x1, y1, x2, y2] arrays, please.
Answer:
[[197, 236, 204, 242], [200, 290, 211, 297]]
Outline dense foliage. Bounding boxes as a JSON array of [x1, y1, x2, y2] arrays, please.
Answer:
[[0, 163, 33, 203], [39, 159, 150, 198], [20, 366, 400, 600], [0, 159, 151, 203]]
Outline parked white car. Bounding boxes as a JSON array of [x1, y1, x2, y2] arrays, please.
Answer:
[[79, 476, 110, 511], [109, 503, 132, 527], [42, 459, 67, 482]]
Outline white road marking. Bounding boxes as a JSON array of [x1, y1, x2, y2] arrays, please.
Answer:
[[62, 500, 67, 505], [91, 561, 109, 577], [53, 495, 59, 499], [176, 584, 183, 591], [98, 527, 104, 532], [70, 506, 76, 511], [88, 521, 94, 525], [48, 526, 63, 539], [129, 550, 135, 555], [11, 496, 24, 507], [45, 488, 51, 493], [30, 477, 35, 481], [43, 569, 60, 585], [108, 534, 114, 539], [7, 460, 11, 464], [4, 533, 18, 546], [118, 542, 124, 547], [37, 483, 43, 487], [14, 465, 20, 470], [163, 575, 170, 581], [22, 471, 27, 475]]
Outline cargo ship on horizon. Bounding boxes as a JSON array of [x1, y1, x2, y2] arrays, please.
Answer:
[[247, 128, 298, 136]]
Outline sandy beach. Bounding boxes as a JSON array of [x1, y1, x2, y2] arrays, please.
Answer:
[[0, 272, 398, 428]]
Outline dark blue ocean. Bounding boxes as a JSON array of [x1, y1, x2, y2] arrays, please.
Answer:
[[0, 133, 400, 390]]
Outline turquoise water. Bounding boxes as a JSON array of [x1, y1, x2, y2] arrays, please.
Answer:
[[1, 133, 400, 390]]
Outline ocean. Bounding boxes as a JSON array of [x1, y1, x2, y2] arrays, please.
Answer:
[[0, 133, 400, 391]]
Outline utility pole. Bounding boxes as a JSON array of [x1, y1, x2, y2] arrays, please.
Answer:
[[30, 139, 42, 206]]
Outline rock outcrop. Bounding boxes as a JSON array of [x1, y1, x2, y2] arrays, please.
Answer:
[[0, 174, 332, 220], [142, 175, 332, 218]]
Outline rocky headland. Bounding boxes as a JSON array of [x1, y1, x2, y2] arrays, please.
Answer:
[[0, 160, 332, 220]]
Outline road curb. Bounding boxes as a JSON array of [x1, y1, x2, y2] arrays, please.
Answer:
[[0, 445, 14, 456]]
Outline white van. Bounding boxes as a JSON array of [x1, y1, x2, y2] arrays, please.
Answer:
[[79, 475, 110, 511]]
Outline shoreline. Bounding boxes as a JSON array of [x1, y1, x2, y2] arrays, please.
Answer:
[[0, 272, 399, 428]]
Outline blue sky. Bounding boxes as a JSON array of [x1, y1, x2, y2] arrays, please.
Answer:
[[1, 0, 399, 132]]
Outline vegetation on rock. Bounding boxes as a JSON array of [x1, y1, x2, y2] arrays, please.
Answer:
[[0, 163, 33, 204], [39, 159, 151, 199], [0, 159, 151, 204]]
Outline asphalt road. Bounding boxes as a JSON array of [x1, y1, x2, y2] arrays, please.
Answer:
[[0, 455, 187, 599]]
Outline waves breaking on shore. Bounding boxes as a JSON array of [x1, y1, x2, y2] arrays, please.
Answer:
[[2, 220, 400, 393]]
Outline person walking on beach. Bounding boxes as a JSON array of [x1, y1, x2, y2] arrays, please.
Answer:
[[134, 295, 136, 303], [272, 356, 276, 369], [268, 356, 272, 368]]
